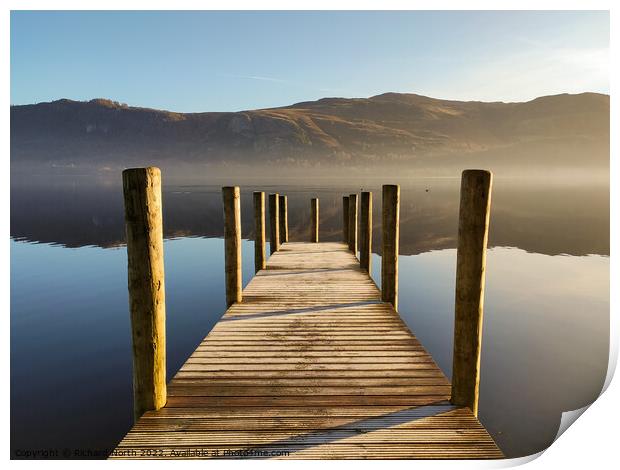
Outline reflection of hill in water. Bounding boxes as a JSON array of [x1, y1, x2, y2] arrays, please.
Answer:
[[10, 179, 609, 257]]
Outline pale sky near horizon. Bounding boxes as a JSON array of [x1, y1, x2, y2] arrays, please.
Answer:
[[10, 10, 609, 112]]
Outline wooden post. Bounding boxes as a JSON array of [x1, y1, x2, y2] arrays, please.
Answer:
[[222, 186, 242, 308], [342, 196, 349, 243], [348, 193, 358, 254], [311, 198, 319, 242], [279, 195, 288, 243], [122, 167, 167, 421], [268, 193, 280, 254], [360, 191, 372, 273], [253, 191, 266, 273], [381, 185, 400, 310], [451, 169, 493, 417]]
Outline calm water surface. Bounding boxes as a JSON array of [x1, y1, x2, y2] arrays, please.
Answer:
[[10, 176, 609, 458]]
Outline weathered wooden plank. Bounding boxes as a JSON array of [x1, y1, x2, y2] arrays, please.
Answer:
[[178, 363, 440, 372], [204, 334, 414, 339], [194, 344, 425, 351], [164, 396, 452, 407], [131, 415, 482, 431], [140, 403, 456, 416], [167, 384, 451, 396], [190, 350, 428, 357], [170, 378, 449, 386], [183, 356, 437, 364], [117, 429, 494, 446], [113, 241, 502, 460], [173, 370, 447, 379], [197, 340, 427, 346], [211, 322, 408, 328]]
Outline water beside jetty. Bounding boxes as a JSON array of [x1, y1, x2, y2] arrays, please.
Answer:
[[10, 176, 609, 458]]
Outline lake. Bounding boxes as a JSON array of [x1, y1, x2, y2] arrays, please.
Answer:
[[10, 174, 609, 459]]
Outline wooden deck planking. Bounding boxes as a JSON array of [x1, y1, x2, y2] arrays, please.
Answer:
[[112, 242, 502, 459]]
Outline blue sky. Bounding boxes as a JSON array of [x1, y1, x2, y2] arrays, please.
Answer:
[[10, 10, 609, 112]]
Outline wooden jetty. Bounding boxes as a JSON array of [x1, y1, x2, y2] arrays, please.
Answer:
[[113, 169, 501, 459]]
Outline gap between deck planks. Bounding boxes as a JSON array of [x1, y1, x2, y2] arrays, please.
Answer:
[[112, 242, 503, 460]]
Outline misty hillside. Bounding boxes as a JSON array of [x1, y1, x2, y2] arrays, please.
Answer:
[[10, 92, 609, 175]]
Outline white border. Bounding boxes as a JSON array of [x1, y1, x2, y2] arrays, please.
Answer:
[[3, 2, 617, 469]]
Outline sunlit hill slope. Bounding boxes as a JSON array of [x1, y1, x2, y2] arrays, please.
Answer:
[[10, 92, 609, 176]]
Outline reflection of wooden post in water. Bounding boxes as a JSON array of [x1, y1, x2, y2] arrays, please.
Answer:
[[348, 193, 358, 254], [269, 193, 280, 254], [311, 198, 319, 242], [122, 167, 167, 421], [279, 195, 288, 243], [381, 184, 399, 310], [342, 196, 349, 243], [222, 186, 242, 308], [360, 191, 372, 273], [451, 169, 493, 417]]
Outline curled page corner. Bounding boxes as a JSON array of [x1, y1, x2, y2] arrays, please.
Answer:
[[544, 313, 618, 450], [554, 405, 591, 442], [492, 450, 545, 468], [494, 335, 617, 466], [546, 333, 618, 451], [484, 412, 589, 469]]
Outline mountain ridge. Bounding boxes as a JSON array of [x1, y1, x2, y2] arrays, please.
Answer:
[[10, 91, 609, 176]]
